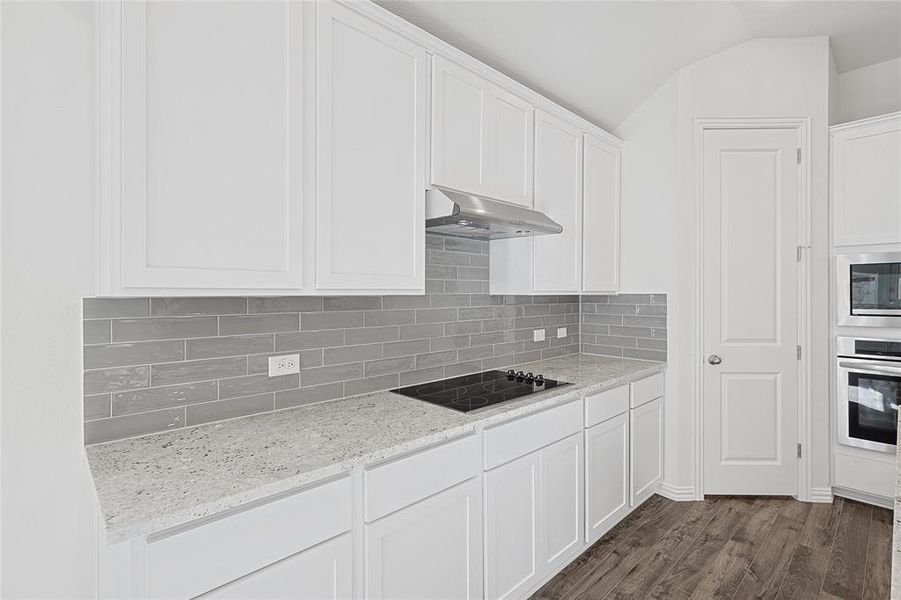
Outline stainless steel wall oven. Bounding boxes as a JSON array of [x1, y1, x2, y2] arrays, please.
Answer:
[[836, 336, 901, 453]]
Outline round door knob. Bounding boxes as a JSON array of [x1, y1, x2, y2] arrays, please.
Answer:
[[708, 354, 722, 365]]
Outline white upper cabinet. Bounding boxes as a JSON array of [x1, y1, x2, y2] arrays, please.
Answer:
[[111, 1, 304, 293], [431, 56, 534, 207], [831, 112, 901, 247], [315, 2, 427, 292], [582, 133, 621, 294], [431, 57, 487, 196], [489, 88, 535, 207], [533, 110, 583, 293]]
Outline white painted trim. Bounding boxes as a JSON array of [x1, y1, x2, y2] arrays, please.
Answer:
[[807, 487, 834, 503], [692, 117, 813, 502], [656, 482, 697, 502], [829, 109, 901, 132], [832, 486, 893, 510]]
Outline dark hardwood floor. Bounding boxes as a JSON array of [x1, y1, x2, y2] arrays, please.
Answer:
[[532, 495, 893, 600]]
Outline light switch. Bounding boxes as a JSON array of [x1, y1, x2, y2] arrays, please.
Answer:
[[533, 329, 546, 342], [557, 327, 567, 338]]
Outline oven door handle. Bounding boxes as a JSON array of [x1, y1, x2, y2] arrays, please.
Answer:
[[839, 360, 901, 375]]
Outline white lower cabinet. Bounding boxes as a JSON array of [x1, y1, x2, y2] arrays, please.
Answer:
[[630, 396, 664, 506], [484, 452, 540, 600], [585, 412, 629, 543], [203, 534, 351, 600], [364, 478, 483, 600], [539, 433, 584, 574], [483, 403, 584, 600]]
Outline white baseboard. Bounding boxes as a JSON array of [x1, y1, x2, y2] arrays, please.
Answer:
[[656, 482, 697, 501], [807, 487, 834, 503], [832, 486, 894, 510]]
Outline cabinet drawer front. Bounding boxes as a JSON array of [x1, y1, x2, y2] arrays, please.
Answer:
[[146, 477, 351, 599], [484, 400, 582, 470], [365, 435, 479, 522], [201, 533, 352, 600], [630, 373, 664, 408], [584, 385, 629, 427]]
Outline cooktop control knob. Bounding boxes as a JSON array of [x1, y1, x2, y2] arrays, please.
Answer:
[[535, 374, 545, 385], [516, 371, 525, 381], [525, 372, 535, 383], [506, 369, 516, 379]]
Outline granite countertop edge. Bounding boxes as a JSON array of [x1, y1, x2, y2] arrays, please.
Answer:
[[92, 355, 666, 545]]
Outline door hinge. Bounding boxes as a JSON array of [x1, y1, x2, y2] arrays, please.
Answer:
[[796, 148, 801, 164], [796, 246, 802, 262], [797, 443, 802, 459], [796, 345, 802, 360]]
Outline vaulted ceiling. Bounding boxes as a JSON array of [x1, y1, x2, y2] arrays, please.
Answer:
[[377, 1, 901, 131]]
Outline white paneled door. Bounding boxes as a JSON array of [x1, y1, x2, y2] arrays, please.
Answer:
[[702, 127, 800, 495]]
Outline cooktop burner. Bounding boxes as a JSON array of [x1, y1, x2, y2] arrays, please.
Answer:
[[392, 369, 568, 413]]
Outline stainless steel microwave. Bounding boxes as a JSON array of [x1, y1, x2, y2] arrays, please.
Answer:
[[836, 251, 901, 327]]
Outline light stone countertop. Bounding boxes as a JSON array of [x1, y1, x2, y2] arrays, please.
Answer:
[[87, 353, 665, 544]]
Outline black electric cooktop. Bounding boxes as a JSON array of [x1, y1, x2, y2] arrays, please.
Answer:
[[391, 369, 569, 413]]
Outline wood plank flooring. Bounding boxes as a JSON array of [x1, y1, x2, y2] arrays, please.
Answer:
[[532, 495, 893, 600]]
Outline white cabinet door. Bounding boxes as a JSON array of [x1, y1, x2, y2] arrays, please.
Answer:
[[203, 534, 351, 600], [630, 397, 664, 506], [365, 478, 482, 600], [532, 110, 583, 293], [831, 113, 901, 246], [489, 88, 534, 207], [582, 133, 621, 294], [431, 56, 534, 207], [431, 56, 489, 197], [116, 1, 303, 292], [585, 412, 629, 543], [315, 2, 426, 291], [539, 433, 583, 573], [484, 452, 539, 600]]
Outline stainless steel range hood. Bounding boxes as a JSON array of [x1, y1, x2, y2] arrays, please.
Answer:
[[425, 186, 563, 240], [425, 187, 563, 240]]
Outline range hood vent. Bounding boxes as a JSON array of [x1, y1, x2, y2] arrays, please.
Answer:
[[425, 187, 563, 240]]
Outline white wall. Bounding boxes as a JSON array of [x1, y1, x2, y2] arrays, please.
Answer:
[[617, 36, 832, 498], [834, 56, 901, 124], [1, 3, 99, 597], [613, 76, 687, 495]]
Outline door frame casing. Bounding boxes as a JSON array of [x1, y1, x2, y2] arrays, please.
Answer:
[[692, 117, 813, 501]]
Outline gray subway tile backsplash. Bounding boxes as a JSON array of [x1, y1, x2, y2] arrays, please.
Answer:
[[84, 406, 184, 445], [150, 357, 247, 387], [186, 334, 274, 360], [579, 294, 667, 362], [83, 297, 149, 319], [113, 381, 218, 416], [150, 296, 247, 317], [83, 233, 665, 444], [84, 340, 185, 370], [111, 316, 218, 342]]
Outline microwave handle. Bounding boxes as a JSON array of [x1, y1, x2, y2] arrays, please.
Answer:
[[839, 360, 901, 375]]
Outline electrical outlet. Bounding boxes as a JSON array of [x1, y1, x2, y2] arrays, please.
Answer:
[[268, 354, 300, 377], [557, 327, 567, 338], [533, 329, 546, 342]]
